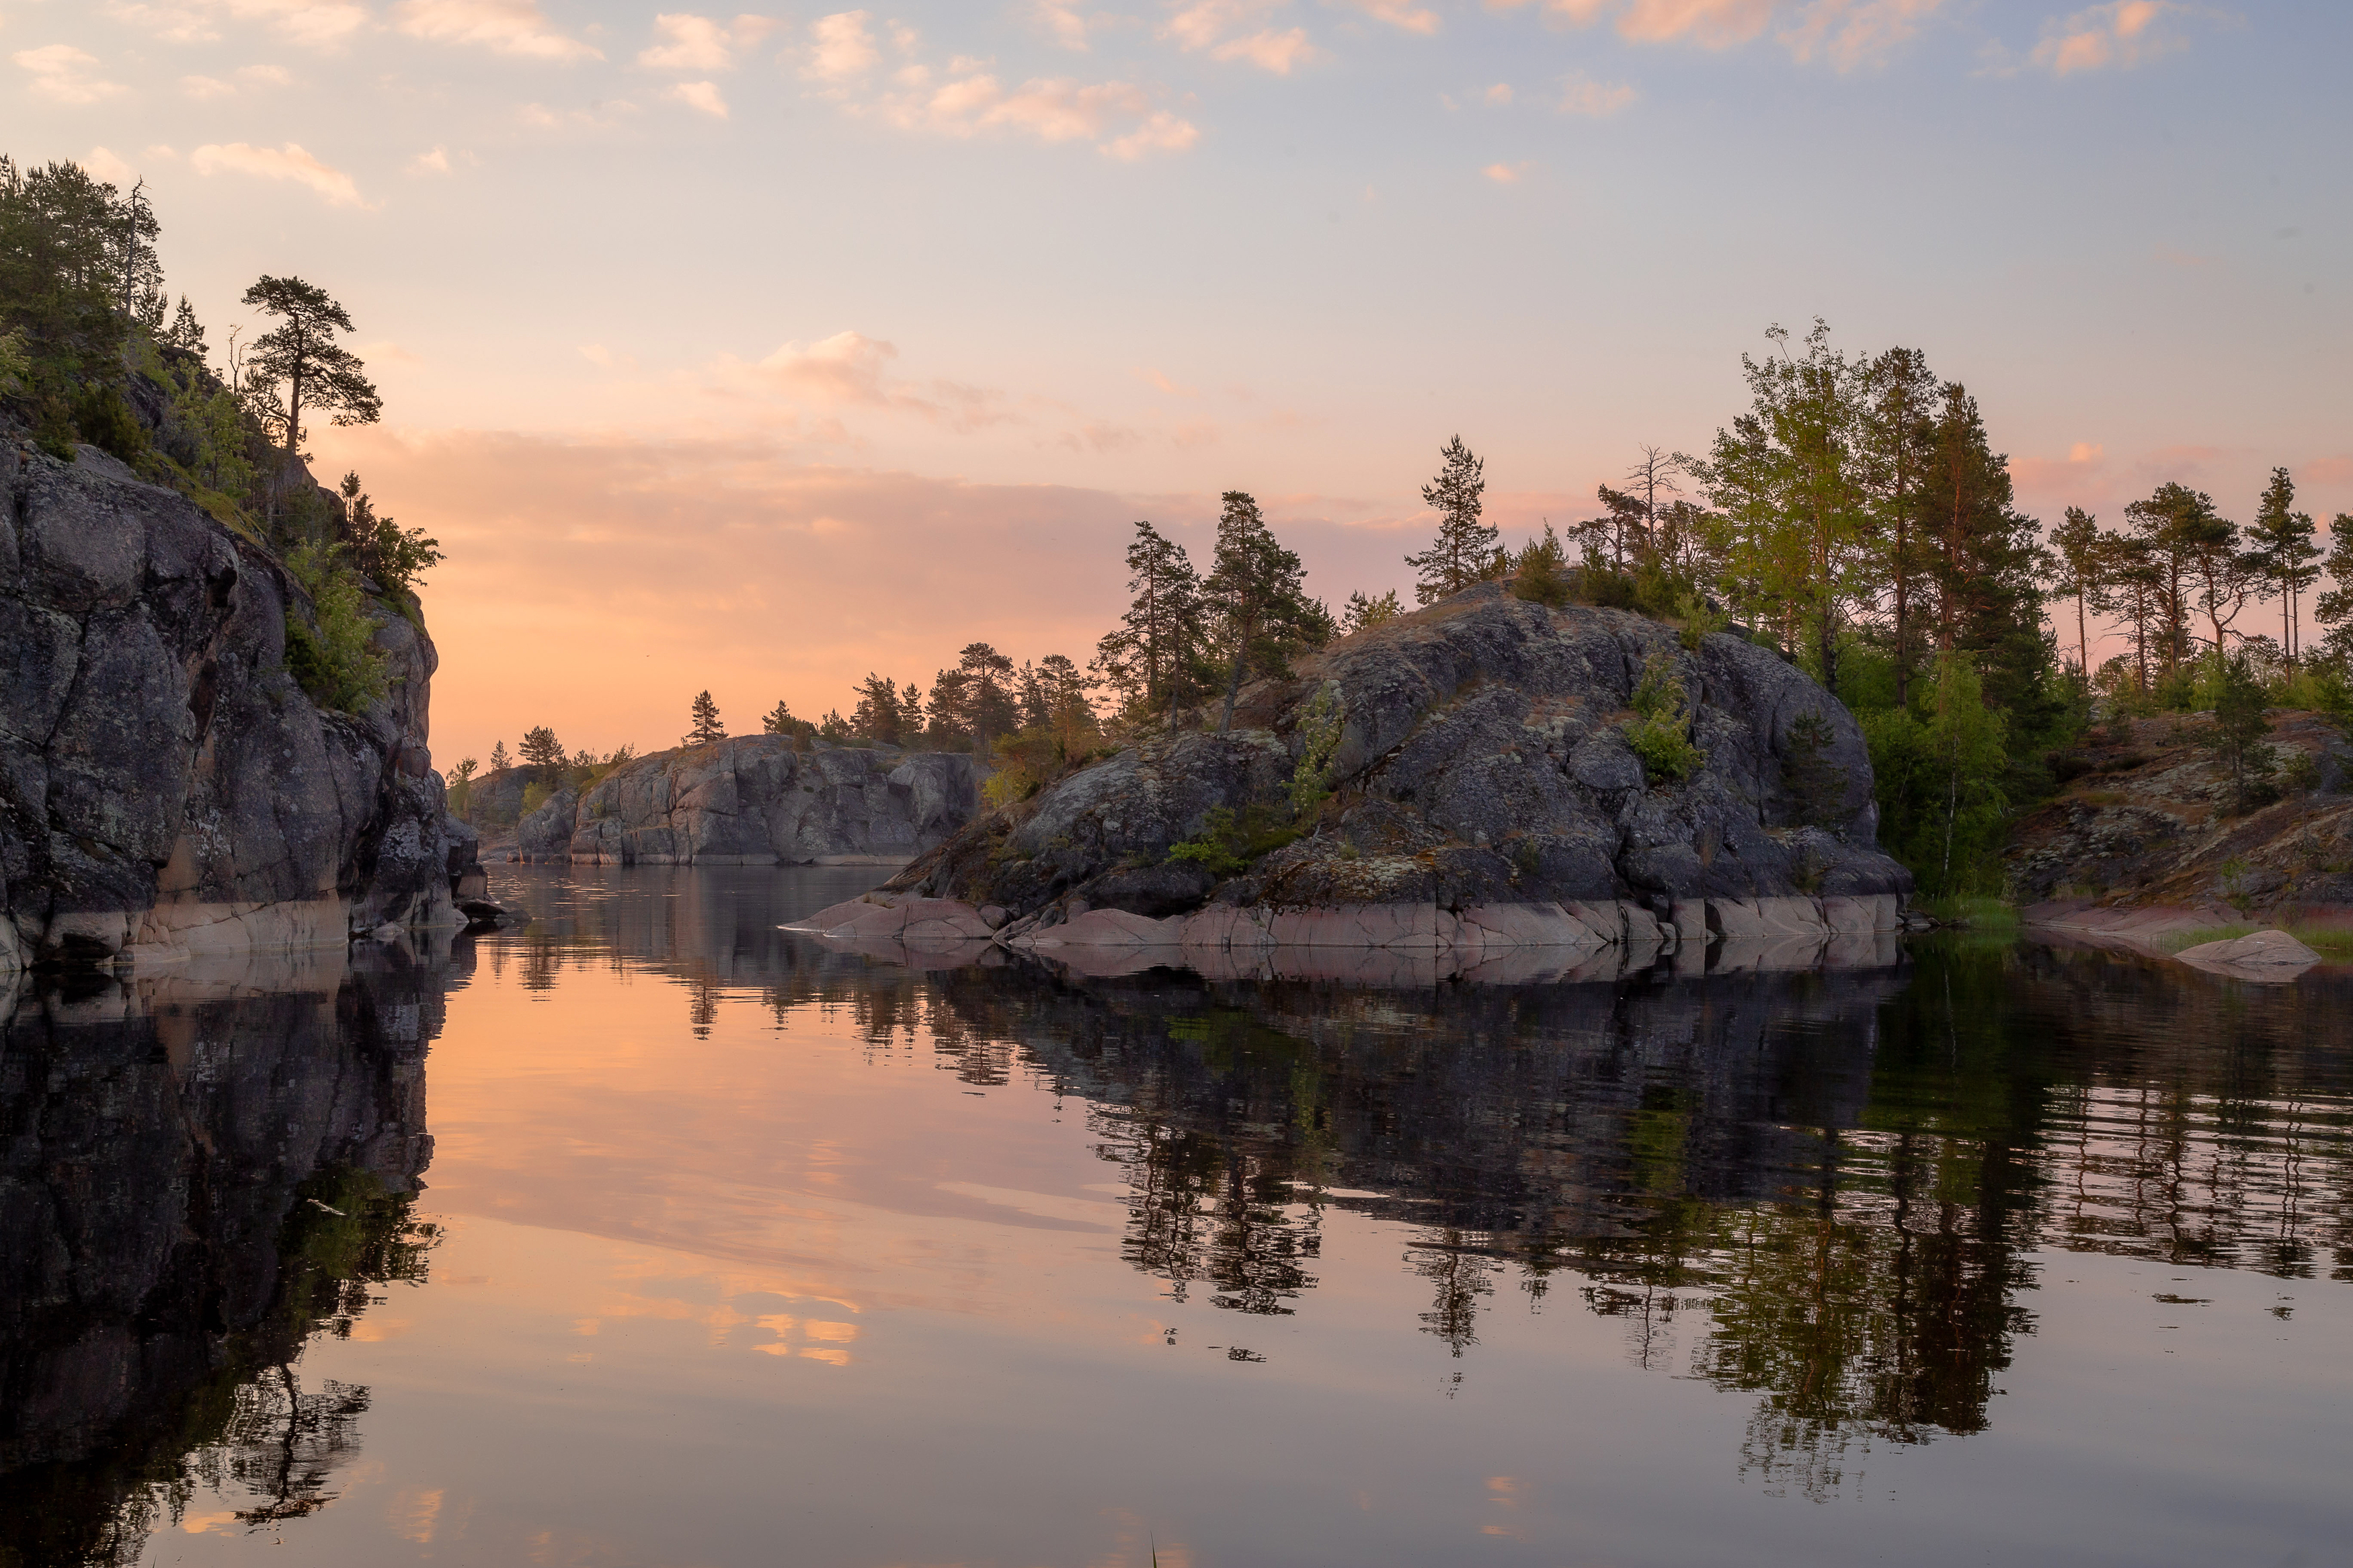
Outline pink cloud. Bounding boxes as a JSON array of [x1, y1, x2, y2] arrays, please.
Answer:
[[2030, 0, 2184, 75], [395, 0, 604, 61], [190, 141, 370, 207]]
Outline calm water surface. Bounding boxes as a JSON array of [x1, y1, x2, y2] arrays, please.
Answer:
[[5, 866, 2351, 1567]]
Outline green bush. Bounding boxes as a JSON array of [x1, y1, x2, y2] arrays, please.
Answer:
[[1166, 804, 1302, 879], [71, 382, 146, 460], [1622, 651, 1703, 784], [282, 542, 387, 712]]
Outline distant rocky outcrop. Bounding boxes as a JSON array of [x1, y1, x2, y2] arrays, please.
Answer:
[[864, 583, 1911, 962], [1, 441, 473, 977], [511, 736, 981, 866]]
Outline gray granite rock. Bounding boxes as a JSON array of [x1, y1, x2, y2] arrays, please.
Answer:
[[557, 737, 980, 866], [1, 440, 464, 975], [889, 582, 1910, 931]]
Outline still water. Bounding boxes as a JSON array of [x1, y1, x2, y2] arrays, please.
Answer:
[[5, 866, 2350, 1567]]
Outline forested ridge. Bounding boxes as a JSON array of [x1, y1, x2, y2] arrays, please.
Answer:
[[0, 154, 438, 715]]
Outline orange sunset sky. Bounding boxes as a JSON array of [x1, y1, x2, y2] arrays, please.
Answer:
[[13, 0, 2350, 766]]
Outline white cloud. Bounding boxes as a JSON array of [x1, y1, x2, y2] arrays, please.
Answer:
[[15, 44, 130, 104], [1162, 0, 1321, 72], [1780, 0, 1943, 69], [1032, 0, 1099, 48], [1499, 0, 1943, 64], [191, 140, 370, 206], [182, 61, 296, 97], [871, 71, 1201, 157], [83, 147, 141, 185], [2029, 0, 2183, 75], [407, 145, 453, 173], [666, 79, 729, 115], [638, 12, 778, 70], [1329, 0, 1438, 35], [721, 331, 1012, 432], [803, 10, 879, 81], [518, 99, 641, 128], [394, 0, 602, 60], [1557, 71, 1635, 113], [105, 0, 368, 46]]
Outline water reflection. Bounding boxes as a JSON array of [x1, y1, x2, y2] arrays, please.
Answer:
[[0, 946, 444, 1563], [490, 868, 2352, 1481], [3, 868, 2350, 1565]]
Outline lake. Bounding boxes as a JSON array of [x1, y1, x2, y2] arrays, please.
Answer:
[[5, 866, 2350, 1567]]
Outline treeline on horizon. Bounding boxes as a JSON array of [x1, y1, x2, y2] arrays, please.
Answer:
[[0, 154, 439, 713], [28, 158, 2333, 901]]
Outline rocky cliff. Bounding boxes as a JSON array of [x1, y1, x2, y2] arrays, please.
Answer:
[[512, 735, 980, 866], [2011, 708, 2353, 915], [0, 440, 472, 978], [867, 583, 1911, 960]]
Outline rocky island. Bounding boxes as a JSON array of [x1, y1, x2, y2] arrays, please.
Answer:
[[792, 582, 1913, 971]]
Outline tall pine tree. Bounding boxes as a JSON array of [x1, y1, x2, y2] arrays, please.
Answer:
[[2245, 467, 2321, 669], [1091, 520, 1205, 727], [1404, 436, 1495, 604], [1206, 492, 1328, 733]]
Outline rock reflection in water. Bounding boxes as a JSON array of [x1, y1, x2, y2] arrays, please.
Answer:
[[486, 865, 2353, 1499], [0, 943, 445, 1565]]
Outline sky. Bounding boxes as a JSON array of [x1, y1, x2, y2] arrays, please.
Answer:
[[10, 0, 2352, 766]]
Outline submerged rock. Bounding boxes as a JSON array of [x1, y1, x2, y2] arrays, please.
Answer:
[[881, 583, 1909, 950], [2173, 927, 2323, 981], [0, 442, 467, 977]]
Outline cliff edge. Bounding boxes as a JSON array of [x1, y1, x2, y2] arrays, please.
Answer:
[[1, 440, 469, 977]]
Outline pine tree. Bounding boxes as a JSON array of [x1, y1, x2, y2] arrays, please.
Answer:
[[1858, 347, 1938, 704], [1092, 520, 1206, 727], [1341, 589, 1404, 634], [2245, 468, 2322, 669], [2311, 514, 2353, 667], [954, 644, 1019, 750], [1205, 491, 1328, 733], [519, 725, 565, 771], [1404, 436, 1496, 604], [2124, 483, 2229, 674], [2091, 530, 2164, 697], [240, 276, 383, 460], [851, 674, 904, 743], [684, 691, 725, 746], [165, 294, 206, 358], [2049, 507, 2104, 680], [1696, 321, 1871, 688], [489, 740, 512, 772]]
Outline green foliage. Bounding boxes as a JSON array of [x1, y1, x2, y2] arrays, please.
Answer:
[[337, 471, 442, 595], [520, 779, 554, 818], [1205, 492, 1329, 731], [1287, 683, 1345, 814], [1166, 804, 1302, 878], [1675, 589, 1728, 651], [1094, 521, 1209, 727], [70, 382, 145, 460], [684, 690, 725, 747], [1341, 587, 1405, 633], [1622, 652, 1703, 784], [241, 275, 382, 456], [1406, 434, 1497, 604], [0, 326, 27, 394], [762, 699, 817, 740], [2201, 652, 2276, 815], [1508, 524, 1573, 608], [281, 542, 387, 712], [1862, 655, 2010, 897]]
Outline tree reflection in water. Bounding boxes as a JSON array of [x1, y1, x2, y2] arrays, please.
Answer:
[[496, 866, 2353, 1495]]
